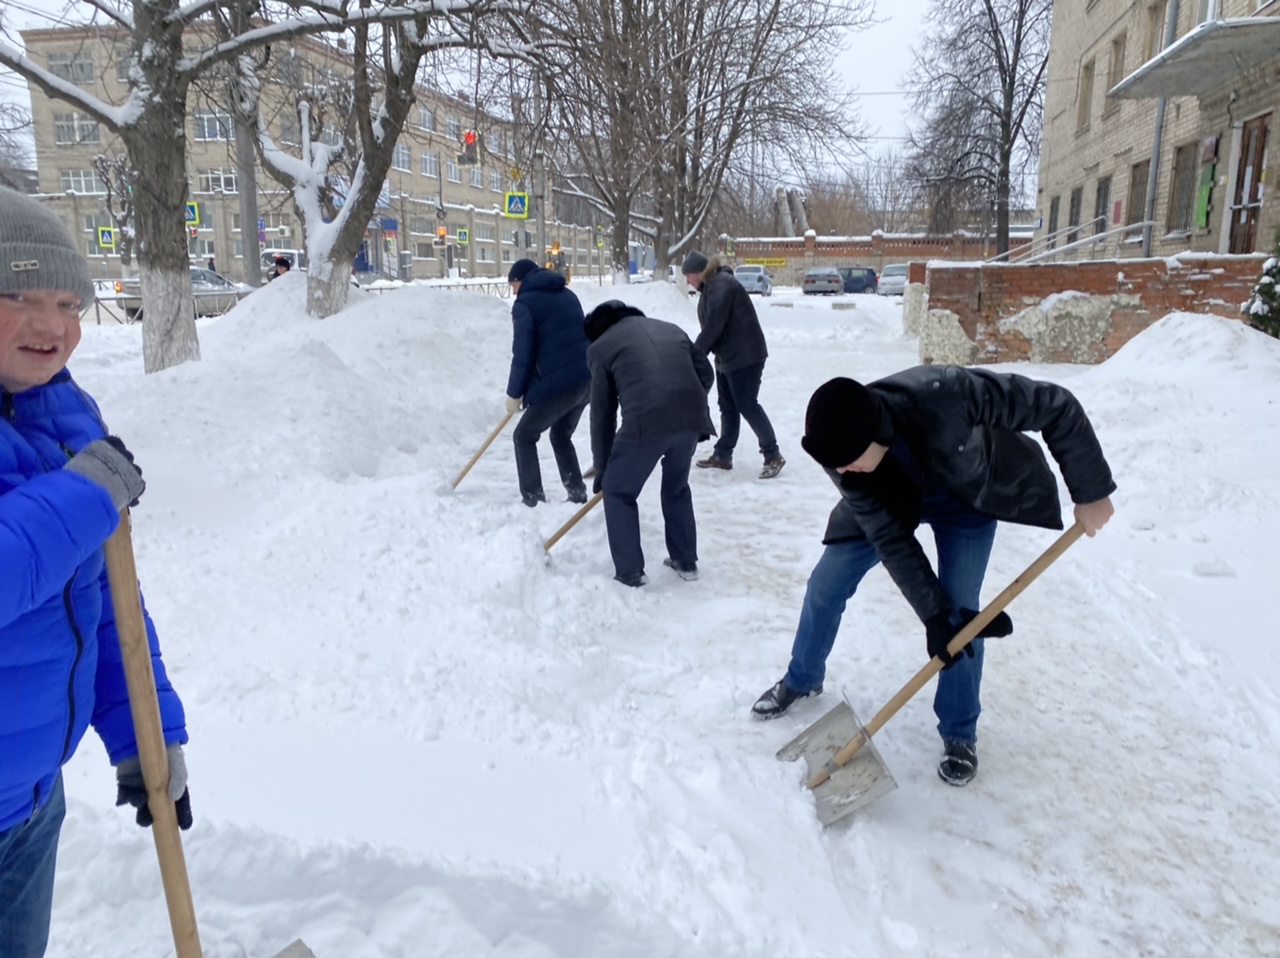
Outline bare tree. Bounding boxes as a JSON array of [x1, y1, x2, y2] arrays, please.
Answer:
[[0, 103, 33, 190], [0, 1, 528, 373], [854, 147, 919, 234], [904, 0, 1050, 256], [528, 0, 871, 282], [90, 153, 138, 265]]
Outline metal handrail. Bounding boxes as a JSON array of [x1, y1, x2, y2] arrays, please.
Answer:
[[992, 219, 1157, 265]]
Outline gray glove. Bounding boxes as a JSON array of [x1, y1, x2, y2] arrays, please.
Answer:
[[116, 743, 192, 830], [65, 437, 145, 511]]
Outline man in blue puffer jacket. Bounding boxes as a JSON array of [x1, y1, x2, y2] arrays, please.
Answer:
[[504, 258, 592, 507], [0, 187, 190, 958]]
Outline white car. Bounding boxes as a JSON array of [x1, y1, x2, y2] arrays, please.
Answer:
[[877, 263, 908, 296]]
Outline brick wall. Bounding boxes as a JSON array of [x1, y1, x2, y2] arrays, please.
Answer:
[[729, 232, 1031, 285], [920, 254, 1267, 365]]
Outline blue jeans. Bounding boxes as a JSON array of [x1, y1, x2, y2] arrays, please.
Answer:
[[712, 362, 780, 462], [784, 496, 997, 744], [0, 774, 65, 958]]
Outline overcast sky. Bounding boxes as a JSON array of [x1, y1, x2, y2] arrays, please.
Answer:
[[2, 0, 934, 167]]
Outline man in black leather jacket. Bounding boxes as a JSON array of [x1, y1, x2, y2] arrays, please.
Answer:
[[752, 366, 1116, 786]]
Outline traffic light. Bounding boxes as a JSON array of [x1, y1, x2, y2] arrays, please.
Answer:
[[457, 129, 480, 166], [436, 225, 448, 240]]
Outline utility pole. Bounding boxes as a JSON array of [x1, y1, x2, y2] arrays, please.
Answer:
[[533, 77, 548, 267], [232, 1, 261, 287], [1142, 0, 1181, 257]]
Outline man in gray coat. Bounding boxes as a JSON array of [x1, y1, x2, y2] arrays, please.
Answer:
[[584, 300, 716, 587], [682, 251, 784, 479]]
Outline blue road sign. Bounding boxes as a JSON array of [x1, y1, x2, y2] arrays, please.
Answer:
[[504, 192, 529, 219]]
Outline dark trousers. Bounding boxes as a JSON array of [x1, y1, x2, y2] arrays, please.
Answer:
[[712, 361, 780, 462], [513, 382, 589, 499], [602, 430, 700, 578]]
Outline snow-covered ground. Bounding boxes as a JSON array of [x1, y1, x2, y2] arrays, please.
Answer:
[[49, 276, 1279, 957]]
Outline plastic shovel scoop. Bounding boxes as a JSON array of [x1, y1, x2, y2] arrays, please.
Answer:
[[778, 523, 1085, 826]]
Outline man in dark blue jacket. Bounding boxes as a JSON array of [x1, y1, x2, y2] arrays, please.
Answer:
[[0, 187, 190, 958], [584, 301, 715, 587], [505, 259, 591, 507], [751, 368, 1115, 787]]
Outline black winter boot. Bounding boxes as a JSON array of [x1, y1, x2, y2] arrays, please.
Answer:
[[751, 678, 822, 719], [662, 557, 699, 581], [937, 740, 978, 786], [614, 571, 647, 588]]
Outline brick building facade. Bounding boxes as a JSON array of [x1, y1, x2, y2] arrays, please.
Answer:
[[1035, 0, 1280, 261]]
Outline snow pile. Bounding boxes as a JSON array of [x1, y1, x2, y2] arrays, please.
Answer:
[[46, 286, 1280, 957]]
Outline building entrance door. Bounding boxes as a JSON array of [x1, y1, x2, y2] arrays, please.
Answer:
[[1229, 114, 1270, 254]]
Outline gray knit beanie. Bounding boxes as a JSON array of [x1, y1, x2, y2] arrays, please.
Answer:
[[0, 186, 94, 307]]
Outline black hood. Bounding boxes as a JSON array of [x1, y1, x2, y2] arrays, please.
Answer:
[[584, 300, 646, 342]]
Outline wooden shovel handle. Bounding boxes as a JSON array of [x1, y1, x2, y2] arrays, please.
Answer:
[[807, 522, 1086, 790], [452, 409, 517, 489], [103, 516, 202, 958], [544, 492, 604, 552]]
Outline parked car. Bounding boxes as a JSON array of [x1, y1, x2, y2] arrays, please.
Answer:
[[838, 266, 878, 294], [802, 267, 843, 295], [112, 267, 245, 322], [733, 264, 773, 296], [877, 263, 908, 296], [260, 247, 308, 281], [668, 263, 698, 295]]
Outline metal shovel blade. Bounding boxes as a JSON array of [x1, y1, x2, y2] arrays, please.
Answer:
[[271, 941, 317, 958], [776, 699, 897, 826]]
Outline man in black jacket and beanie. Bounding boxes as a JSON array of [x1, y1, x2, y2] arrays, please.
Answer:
[[751, 366, 1116, 786], [584, 300, 716, 587], [682, 251, 785, 479]]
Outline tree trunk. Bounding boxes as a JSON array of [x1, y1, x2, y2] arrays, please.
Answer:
[[996, 141, 1012, 258], [121, 119, 200, 374], [306, 247, 356, 319], [610, 198, 631, 286]]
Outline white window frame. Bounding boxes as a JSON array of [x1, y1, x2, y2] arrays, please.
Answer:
[[392, 142, 412, 171], [53, 112, 100, 146], [59, 169, 106, 194], [197, 169, 238, 193], [194, 110, 235, 141], [470, 167, 483, 188], [421, 153, 439, 178], [447, 159, 460, 183]]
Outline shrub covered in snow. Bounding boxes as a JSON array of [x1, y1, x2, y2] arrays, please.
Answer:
[[1242, 231, 1280, 338]]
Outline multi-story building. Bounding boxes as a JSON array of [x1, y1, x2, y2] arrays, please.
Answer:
[[1034, 0, 1279, 261], [19, 25, 605, 282]]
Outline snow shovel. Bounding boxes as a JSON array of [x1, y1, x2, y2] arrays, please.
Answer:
[[451, 408, 517, 490], [778, 522, 1086, 827], [544, 491, 603, 552], [104, 515, 316, 958]]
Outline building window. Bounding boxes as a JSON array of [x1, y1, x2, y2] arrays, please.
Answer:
[[48, 52, 95, 85], [194, 110, 235, 141], [83, 212, 112, 232], [319, 128, 342, 147], [279, 113, 300, 145], [392, 143, 411, 171], [188, 236, 216, 258], [1046, 195, 1061, 248], [421, 153, 439, 178], [1067, 186, 1084, 244], [1196, 0, 1218, 25], [1093, 176, 1112, 235], [491, 131, 504, 156], [59, 169, 106, 194], [475, 224, 496, 241], [1076, 59, 1095, 132], [470, 167, 483, 188], [1104, 33, 1126, 114], [447, 159, 460, 183], [477, 246, 493, 263], [410, 215, 431, 233], [115, 50, 131, 82], [53, 112, 100, 146], [1166, 143, 1199, 234], [446, 115, 461, 140], [197, 169, 238, 193], [502, 248, 513, 263], [490, 171, 503, 192], [419, 106, 437, 132], [1145, 1, 1169, 59], [1126, 160, 1150, 236], [233, 211, 289, 231], [415, 242, 437, 259]]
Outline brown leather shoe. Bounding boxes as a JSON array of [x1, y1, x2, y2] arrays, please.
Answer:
[[696, 456, 732, 470], [759, 456, 785, 479]]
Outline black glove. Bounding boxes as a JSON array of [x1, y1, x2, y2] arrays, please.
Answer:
[[925, 608, 1014, 668], [65, 436, 144, 510], [115, 744, 193, 830], [592, 470, 604, 495]]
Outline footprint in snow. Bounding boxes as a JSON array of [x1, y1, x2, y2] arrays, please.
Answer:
[[1192, 558, 1237, 578]]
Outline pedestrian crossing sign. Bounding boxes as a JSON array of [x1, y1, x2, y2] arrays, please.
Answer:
[[456, 228, 469, 245], [184, 201, 200, 226], [504, 192, 529, 219], [97, 227, 115, 250]]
